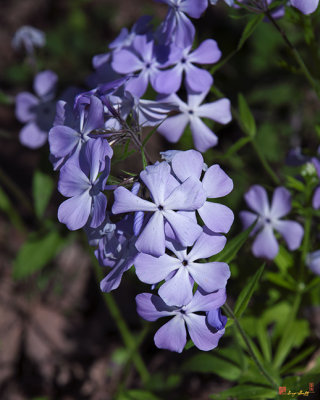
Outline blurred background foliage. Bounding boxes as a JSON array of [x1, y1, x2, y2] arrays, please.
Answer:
[[0, 0, 320, 399]]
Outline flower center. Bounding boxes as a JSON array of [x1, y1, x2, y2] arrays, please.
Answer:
[[182, 260, 188, 266]]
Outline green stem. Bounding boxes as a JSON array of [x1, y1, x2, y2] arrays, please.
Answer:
[[0, 166, 33, 214], [299, 209, 312, 281], [223, 303, 279, 389], [266, 11, 320, 98], [91, 253, 150, 384], [250, 140, 280, 185]]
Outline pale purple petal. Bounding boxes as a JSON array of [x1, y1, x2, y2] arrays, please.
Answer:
[[179, 0, 208, 18], [164, 176, 206, 210], [135, 212, 165, 256], [189, 117, 218, 152], [239, 211, 262, 235], [134, 253, 181, 283], [90, 192, 107, 228], [270, 187, 291, 219], [186, 289, 226, 313], [58, 191, 91, 230], [140, 162, 171, 205], [188, 39, 221, 64], [154, 315, 186, 353], [153, 65, 183, 95], [19, 121, 47, 149], [33, 70, 58, 99], [112, 49, 143, 73], [15, 92, 39, 123], [198, 201, 234, 233], [306, 250, 320, 275], [49, 125, 80, 157], [163, 210, 202, 247], [58, 161, 90, 197], [202, 164, 233, 198], [188, 229, 226, 261], [82, 96, 104, 135], [174, 11, 195, 48], [244, 185, 270, 216], [157, 113, 188, 142], [112, 187, 156, 213], [126, 71, 149, 97], [273, 220, 304, 251], [290, 0, 318, 14], [313, 186, 320, 209], [197, 99, 232, 124], [252, 225, 279, 259], [171, 149, 204, 181], [188, 262, 230, 293], [185, 314, 225, 351], [185, 64, 213, 93], [159, 267, 193, 306], [136, 293, 176, 321]]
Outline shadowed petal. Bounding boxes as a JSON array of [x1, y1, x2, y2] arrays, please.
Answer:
[[135, 253, 181, 283], [189, 117, 218, 152], [90, 192, 107, 228], [188, 39, 221, 64], [252, 225, 278, 259], [185, 314, 225, 351], [15, 92, 39, 123], [313, 186, 320, 209], [154, 315, 186, 353], [49, 125, 80, 157], [112, 49, 143, 73], [159, 267, 193, 306], [188, 229, 226, 261], [197, 98, 232, 124], [164, 210, 202, 247], [33, 70, 58, 98], [185, 64, 213, 93], [153, 65, 183, 95], [186, 289, 226, 313], [157, 112, 188, 142], [58, 191, 91, 230], [136, 293, 176, 321], [135, 211, 165, 256], [273, 220, 304, 251], [244, 185, 270, 216]]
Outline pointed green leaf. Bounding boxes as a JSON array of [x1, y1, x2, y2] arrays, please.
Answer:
[[183, 353, 242, 381], [238, 93, 256, 138], [32, 170, 54, 218], [118, 390, 160, 400], [237, 14, 264, 51], [211, 222, 256, 263], [210, 384, 276, 399], [234, 263, 265, 319], [13, 230, 65, 280]]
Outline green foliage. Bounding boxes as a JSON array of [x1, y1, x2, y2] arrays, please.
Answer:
[[210, 384, 276, 399], [234, 263, 265, 319], [118, 390, 161, 400], [238, 94, 257, 138], [32, 170, 55, 218], [237, 14, 264, 51], [13, 230, 67, 280]]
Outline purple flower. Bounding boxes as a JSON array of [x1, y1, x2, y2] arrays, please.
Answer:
[[290, 0, 319, 14], [240, 185, 304, 260], [312, 158, 320, 209], [15, 70, 58, 148], [111, 35, 177, 97], [155, 0, 208, 48], [154, 39, 221, 94], [112, 161, 206, 257], [170, 150, 234, 233], [135, 229, 230, 306], [12, 26, 45, 54], [157, 89, 231, 152], [136, 288, 226, 352], [57, 138, 112, 231], [49, 95, 104, 167], [306, 250, 320, 275]]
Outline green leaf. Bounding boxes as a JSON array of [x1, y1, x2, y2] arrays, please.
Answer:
[[280, 345, 316, 374], [256, 319, 272, 363], [183, 353, 242, 381], [117, 390, 161, 400], [211, 222, 256, 263], [184, 339, 194, 350], [234, 263, 265, 319], [265, 272, 296, 291], [223, 136, 251, 158], [273, 245, 294, 274], [238, 93, 256, 138], [210, 384, 276, 399], [13, 230, 65, 280], [237, 14, 264, 51], [286, 176, 305, 192], [32, 171, 54, 218]]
